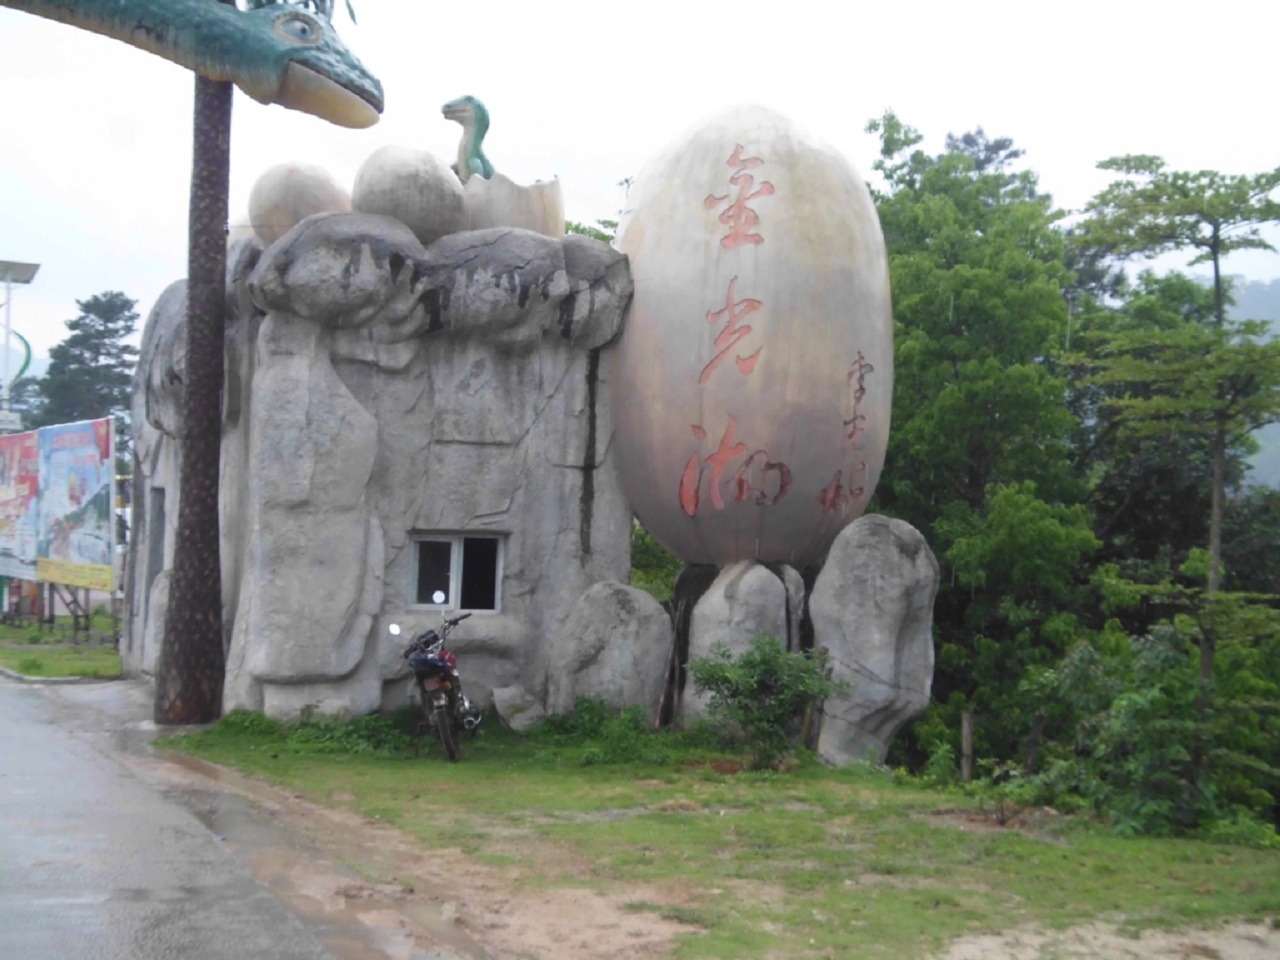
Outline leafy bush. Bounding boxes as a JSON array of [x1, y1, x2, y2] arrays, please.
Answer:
[[1198, 809, 1280, 850], [1006, 596, 1280, 837], [689, 636, 847, 770], [630, 523, 682, 603], [286, 713, 414, 754], [922, 741, 958, 787], [217, 709, 284, 737]]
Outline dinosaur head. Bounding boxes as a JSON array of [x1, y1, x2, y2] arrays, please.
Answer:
[[233, 4, 384, 128], [442, 95, 489, 138]]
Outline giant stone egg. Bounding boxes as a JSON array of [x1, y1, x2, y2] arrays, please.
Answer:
[[612, 105, 892, 567]]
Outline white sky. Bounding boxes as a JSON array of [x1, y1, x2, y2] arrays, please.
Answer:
[[1, 0, 1278, 359]]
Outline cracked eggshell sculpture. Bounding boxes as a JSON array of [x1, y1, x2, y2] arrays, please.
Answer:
[[612, 105, 893, 568]]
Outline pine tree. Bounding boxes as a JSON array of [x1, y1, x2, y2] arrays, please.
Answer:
[[34, 291, 139, 429], [29, 291, 139, 470]]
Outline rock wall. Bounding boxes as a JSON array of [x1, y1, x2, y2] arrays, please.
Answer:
[[127, 212, 634, 718], [811, 515, 939, 764]]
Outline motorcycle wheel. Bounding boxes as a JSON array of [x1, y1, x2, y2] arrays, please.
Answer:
[[435, 708, 460, 763]]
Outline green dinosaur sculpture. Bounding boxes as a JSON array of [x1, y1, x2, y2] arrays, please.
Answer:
[[0, 0, 384, 127], [443, 94, 495, 182]]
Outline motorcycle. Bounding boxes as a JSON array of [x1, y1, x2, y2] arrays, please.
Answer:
[[388, 606, 483, 762]]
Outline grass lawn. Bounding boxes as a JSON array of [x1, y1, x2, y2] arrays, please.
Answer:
[[0, 642, 121, 678], [157, 708, 1280, 959], [0, 606, 121, 679]]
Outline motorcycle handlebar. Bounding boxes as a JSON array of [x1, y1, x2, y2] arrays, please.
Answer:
[[446, 612, 473, 627]]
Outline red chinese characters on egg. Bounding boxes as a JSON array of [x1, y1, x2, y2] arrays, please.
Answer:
[[817, 461, 868, 514], [819, 352, 876, 514], [843, 351, 874, 445], [704, 145, 775, 249], [699, 276, 763, 384], [678, 416, 792, 517]]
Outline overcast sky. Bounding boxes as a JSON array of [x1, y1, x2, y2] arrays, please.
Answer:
[[1, 0, 1278, 361]]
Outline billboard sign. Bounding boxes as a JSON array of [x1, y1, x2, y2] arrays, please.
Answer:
[[35, 419, 115, 591]]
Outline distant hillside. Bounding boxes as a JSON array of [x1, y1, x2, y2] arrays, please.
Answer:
[[1229, 277, 1280, 489]]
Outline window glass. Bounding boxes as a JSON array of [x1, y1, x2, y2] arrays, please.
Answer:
[[415, 540, 452, 605], [460, 537, 499, 610]]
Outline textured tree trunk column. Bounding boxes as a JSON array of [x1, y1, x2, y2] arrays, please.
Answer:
[[153, 72, 230, 724]]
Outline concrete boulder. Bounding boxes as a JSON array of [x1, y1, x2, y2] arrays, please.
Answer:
[[545, 580, 672, 723], [492, 684, 547, 732], [811, 515, 939, 764], [682, 561, 788, 721]]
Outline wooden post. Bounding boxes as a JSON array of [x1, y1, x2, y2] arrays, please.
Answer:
[[960, 710, 974, 783]]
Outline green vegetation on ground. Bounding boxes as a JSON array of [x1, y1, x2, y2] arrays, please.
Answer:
[[0, 643, 121, 678], [0, 608, 121, 678], [158, 703, 1280, 960]]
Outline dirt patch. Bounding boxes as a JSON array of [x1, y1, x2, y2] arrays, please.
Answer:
[[933, 921, 1280, 959], [145, 752, 701, 960]]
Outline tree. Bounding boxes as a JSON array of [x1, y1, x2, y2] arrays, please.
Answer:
[[152, 54, 233, 725], [33, 291, 139, 421], [1078, 290, 1280, 680], [1064, 272, 1247, 587], [1222, 487, 1280, 595], [1079, 157, 1280, 597], [23, 291, 139, 469], [865, 113, 1089, 760]]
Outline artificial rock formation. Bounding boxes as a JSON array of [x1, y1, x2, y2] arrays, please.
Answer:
[[810, 515, 939, 764], [126, 211, 634, 717], [681, 561, 791, 721], [544, 580, 673, 725]]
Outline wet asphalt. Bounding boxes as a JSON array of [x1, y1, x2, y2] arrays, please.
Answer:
[[0, 676, 472, 960]]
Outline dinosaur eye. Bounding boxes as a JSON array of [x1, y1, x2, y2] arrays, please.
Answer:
[[275, 13, 321, 43]]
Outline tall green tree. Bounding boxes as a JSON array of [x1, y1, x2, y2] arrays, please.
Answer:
[[866, 114, 1091, 760], [31, 291, 139, 428], [21, 291, 139, 470], [1065, 273, 1230, 584], [1079, 157, 1280, 597]]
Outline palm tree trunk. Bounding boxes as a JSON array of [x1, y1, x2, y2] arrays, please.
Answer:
[[153, 69, 230, 724]]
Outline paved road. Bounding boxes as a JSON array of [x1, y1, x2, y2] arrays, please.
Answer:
[[0, 679, 339, 960]]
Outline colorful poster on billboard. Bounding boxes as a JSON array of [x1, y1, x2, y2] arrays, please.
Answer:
[[36, 419, 115, 591], [0, 430, 38, 579]]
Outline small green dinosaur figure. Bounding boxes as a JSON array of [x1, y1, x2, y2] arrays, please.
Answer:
[[1, 0, 384, 128], [443, 94, 495, 182]]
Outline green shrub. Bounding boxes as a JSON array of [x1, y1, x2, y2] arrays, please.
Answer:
[[630, 523, 682, 603], [217, 709, 283, 737], [922, 741, 958, 787], [16, 656, 42, 674], [286, 713, 414, 755], [689, 636, 848, 770], [1199, 809, 1280, 850]]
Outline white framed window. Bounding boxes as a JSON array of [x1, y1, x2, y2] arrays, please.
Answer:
[[410, 534, 502, 611]]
